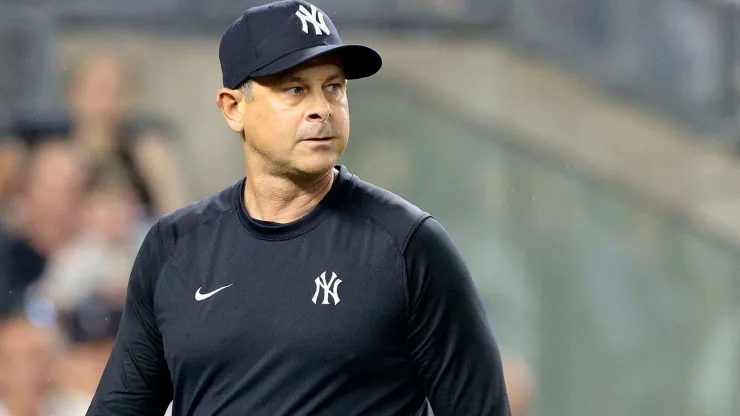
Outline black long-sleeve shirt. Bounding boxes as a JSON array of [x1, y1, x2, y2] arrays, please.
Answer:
[[87, 165, 510, 416]]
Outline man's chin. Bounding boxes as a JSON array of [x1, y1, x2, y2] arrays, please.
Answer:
[[291, 157, 339, 178]]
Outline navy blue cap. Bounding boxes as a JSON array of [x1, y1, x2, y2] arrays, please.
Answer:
[[219, 0, 382, 89], [59, 294, 123, 345]]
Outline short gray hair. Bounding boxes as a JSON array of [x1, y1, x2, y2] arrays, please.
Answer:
[[238, 80, 254, 102]]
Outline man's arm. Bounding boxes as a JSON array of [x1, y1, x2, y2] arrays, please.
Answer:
[[404, 217, 511, 415], [87, 222, 173, 415]]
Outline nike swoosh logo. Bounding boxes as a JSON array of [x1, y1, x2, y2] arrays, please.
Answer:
[[195, 284, 233, 301]]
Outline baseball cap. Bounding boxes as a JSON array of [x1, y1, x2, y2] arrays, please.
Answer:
[[219, 0, 382, 89], [58, 294, 123, 345]]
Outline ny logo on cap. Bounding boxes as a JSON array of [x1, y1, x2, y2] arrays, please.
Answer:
[[295, 4, 331, 36]]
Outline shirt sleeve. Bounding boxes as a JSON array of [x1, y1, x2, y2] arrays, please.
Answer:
[[404, 217, 511, 416], [87, 221, 173, 415]]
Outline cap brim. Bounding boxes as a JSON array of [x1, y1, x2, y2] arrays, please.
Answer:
[[249, 44, 382, 80]]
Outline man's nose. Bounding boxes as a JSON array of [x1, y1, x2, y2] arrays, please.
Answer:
[[306, 92, 332, 122]]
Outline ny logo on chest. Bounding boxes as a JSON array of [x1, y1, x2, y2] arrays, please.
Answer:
[[312, 271, 341, 305]]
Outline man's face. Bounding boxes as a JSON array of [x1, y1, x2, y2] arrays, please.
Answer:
[[233, 54, 349, 177]]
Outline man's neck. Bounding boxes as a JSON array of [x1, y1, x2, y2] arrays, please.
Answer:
[[243, 166, 337, 224]]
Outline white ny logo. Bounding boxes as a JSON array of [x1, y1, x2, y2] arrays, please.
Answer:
[[312, 271, 342, 305], [295, 4, 331, 36]]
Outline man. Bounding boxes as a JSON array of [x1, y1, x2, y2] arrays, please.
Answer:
[[88, 1, 510, 415]]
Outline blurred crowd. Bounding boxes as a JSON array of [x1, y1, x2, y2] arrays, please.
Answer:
[[0, 50, 186, 416]]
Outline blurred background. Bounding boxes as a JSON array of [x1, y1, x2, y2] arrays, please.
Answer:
[[1, 0, 740, 415]]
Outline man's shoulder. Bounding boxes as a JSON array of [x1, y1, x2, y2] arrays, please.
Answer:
[[156, 179, 241, 248], [345, 173, 431, 251]]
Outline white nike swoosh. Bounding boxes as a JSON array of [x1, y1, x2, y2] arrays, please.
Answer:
[[195, 284, 233, 301]]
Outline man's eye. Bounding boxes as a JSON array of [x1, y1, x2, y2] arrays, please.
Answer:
[[327, 83, 342, 92], [286, 86, 303, 95]]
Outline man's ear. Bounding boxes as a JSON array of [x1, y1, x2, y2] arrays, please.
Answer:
[[216, 88, 245, 134]]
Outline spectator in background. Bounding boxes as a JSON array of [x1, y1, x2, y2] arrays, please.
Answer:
[[0, 142, 86, 317], [63, 49, 187, 217], [47, 296, 123, 415], [2, 48, 188, 222], [1, 112, 76, 229], [0, 315, 57, 416], [34, 166, 146, 313]]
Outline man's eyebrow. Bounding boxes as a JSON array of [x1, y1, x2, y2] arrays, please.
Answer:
[[276, 75, 306, 84], [325, 71, 345, 82], [275, 71, 345, 84]]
